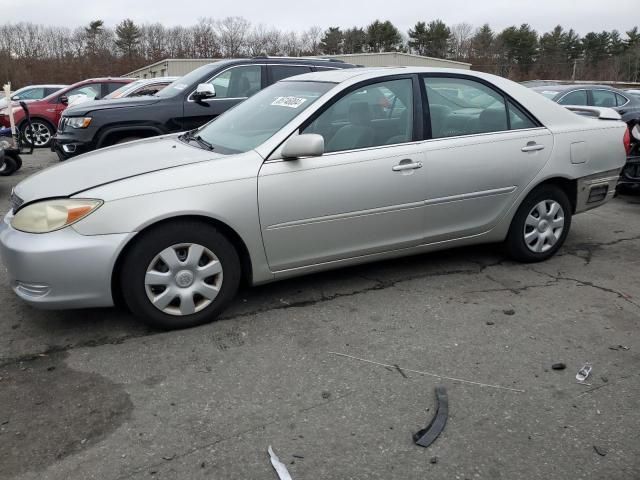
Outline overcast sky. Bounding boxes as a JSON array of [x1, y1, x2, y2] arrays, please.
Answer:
[[3, 0, 637, 36]]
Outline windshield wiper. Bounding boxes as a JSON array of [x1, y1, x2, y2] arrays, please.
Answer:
[[181, 130, 214, 151]]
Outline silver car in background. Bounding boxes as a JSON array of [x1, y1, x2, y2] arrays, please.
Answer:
[[0, 68, 628, 329]]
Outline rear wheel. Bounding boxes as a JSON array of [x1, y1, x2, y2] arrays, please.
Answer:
[[120, 221, 241, 330], [505, 185, 572, 262]]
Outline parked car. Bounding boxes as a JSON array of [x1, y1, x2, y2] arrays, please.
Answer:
[[0, 78, 134, 148], [618, 118, 640, 192], [0, 84, 67, 110], [52, 57, 355, 160], [625, 89, 640, 100], [531, 84, 640, 122], [1, 68, 628, 329], [103, 77, 179, 100]]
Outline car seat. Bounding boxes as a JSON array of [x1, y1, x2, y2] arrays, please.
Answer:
[[327, 102, 375, 151]]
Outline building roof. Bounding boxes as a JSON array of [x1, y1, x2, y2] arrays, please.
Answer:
[[321, 52, 472, 67]]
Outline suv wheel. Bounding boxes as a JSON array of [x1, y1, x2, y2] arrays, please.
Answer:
[[22, 120, 54, 148], [120, 220, 241, 330]]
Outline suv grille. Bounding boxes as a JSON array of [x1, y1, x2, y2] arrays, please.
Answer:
[[9, 189, 24, 213], [58, 116, 67, 132]]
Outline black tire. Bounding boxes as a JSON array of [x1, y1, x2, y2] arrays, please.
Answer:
[[120, 220, 241, 330], [505, 185, 572, 262], [0, 155, 18, 176], [21, 120, 54, 148]]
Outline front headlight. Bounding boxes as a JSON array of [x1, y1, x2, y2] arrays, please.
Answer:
[[11, 199, 103, 233], [66, 117, 92, 128]]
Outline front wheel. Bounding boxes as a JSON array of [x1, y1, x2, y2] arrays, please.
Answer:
[[505, 185, 572, 262], [22, 120, 54, 148], [120, 221, 241, 330]]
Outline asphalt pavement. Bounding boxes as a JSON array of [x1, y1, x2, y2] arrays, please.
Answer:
[[1, 149, 639, 479]]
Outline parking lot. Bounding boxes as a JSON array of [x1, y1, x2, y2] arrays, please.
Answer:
[[1, 149, 639, 479]]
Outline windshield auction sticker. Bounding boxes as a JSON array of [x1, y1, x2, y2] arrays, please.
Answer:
[[271, 96, 308, 108]]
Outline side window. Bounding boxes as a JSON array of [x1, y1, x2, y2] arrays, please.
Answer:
[[15, 88, 44, 100], [45, 87, 62, 96], [424, 77, 507, 138], [270, 65, 312, 84], [558, 90, 588, 106], [508, 101, 537, 130], [209, 65, 262, 99], [592, 90, 617, 108], [302, 78, 413, 153], [105, 82, 125, 95], [615, 93, 629, 107], [64, 85, 101, 103]]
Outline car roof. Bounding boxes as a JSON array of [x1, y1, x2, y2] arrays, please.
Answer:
[[281, 66, 502, 84], [17, 84, 68, 89]]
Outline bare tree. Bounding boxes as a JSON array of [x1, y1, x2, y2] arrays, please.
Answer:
[[216, 16, 250, 57], [300, 26, 322, 55], [449, 22, 473, 61]]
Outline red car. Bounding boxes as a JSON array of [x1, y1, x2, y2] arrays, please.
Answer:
[[0, 77, 133, 147]]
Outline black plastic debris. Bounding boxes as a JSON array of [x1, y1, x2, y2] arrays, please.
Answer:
[[552, 363, 566, 370], [413, 386, 448, 448], [593, 445, 607, 456]]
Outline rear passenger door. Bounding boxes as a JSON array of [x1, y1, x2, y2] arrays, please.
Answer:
[[419, 75, 553, 243], [267, 65, 313, 85]]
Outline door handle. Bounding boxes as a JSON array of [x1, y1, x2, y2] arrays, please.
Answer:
[[521, 143, 545, 152], [392, 161, 423, 172]]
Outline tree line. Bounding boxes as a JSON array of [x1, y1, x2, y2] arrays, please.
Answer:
[[1, 17, 639, 88]]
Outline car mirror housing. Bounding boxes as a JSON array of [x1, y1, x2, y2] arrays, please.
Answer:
[[59, 95, 68, 105], [281, 134, 325, 159], [11, 95, 20, 101], [194, 83, 216, 101]]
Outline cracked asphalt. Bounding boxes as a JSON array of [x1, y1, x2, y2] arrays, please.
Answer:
[[1, 150, 639, 479]]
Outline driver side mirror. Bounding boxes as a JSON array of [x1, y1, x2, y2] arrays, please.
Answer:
[[11, 95, 20, 101], [282, 134, 325, 159], [193, 83, 216, 101], [60, 95, 68, 105]]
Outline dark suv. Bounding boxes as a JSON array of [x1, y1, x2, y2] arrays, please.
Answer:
[[53, 57, 355, 159]]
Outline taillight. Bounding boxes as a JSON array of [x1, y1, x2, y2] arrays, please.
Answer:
[[624, 127, 631, 155]]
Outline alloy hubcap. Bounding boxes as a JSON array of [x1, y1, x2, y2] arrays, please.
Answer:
[[145, 243, 223, 316], [24, 123, 51, 147], [523, 200, 565, 253]]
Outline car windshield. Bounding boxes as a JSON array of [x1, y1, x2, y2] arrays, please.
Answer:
[[192, 81, 334, 154], [105, 81, 144, 99]]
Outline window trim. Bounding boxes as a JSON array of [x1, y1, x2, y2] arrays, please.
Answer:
[[296, 73, 423, 152], [420, 72, 542, 140]]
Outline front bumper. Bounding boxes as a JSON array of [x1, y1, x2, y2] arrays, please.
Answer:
[[0, 213, 133, 309], [51, 136, 91, 160]]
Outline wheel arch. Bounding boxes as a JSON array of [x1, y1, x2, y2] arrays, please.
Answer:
[[529, 176, 578, 213], [111, 214, 254, 308], [96, 125, 164, 148]]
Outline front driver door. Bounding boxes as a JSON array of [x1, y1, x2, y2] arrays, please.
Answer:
[[258, 76, 428, 272], [181, 64, 265, 131]]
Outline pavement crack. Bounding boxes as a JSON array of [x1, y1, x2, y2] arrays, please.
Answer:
[[531, 268, 640, 308]]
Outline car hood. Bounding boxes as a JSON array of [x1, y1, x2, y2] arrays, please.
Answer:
[[14, 135, 223, 203], [64, 96, 161, 116]]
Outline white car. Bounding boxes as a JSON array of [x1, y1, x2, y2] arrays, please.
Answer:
[[0, 68, 628, 329], [0, 84, 67, 110]]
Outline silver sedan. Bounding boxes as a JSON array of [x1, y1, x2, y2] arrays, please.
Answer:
[[0, 68, 628, 329]]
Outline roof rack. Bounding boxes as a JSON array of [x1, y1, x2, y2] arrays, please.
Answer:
[[251, 55, 345, 63]]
